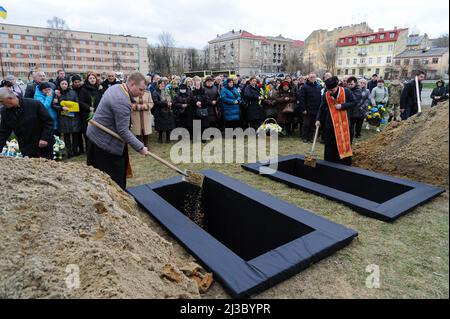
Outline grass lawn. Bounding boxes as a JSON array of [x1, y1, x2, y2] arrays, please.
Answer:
[[70, 129, 449, 299]]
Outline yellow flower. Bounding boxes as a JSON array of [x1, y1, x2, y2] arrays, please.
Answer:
[[374, 113, 380, 118], [367, 115, 373, 119]]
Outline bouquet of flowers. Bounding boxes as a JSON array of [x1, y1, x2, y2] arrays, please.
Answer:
[[53, 136, 66, 161], [257, 118, 284, 136], [1, 139, 23, 158], [367, 104, 388, 127]]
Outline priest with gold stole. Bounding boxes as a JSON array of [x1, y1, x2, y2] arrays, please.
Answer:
[[316, 76, 356, 166]]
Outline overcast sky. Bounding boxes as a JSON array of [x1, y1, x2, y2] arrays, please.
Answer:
[[1, 0, 449, 48]]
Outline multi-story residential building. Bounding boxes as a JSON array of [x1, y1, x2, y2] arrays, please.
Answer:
[[208, 30, 304, 76], [335, 27, 409, 79], [302, 22, 372, 75], [0, 23, 149, 80], [393, 47, 449, 80]]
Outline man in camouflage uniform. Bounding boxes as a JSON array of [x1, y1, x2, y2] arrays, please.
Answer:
[[388, 77, 403, 122]]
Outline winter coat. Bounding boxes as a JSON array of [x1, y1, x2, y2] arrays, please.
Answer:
[[220, 85, 241, 122], [86, 84, 144, 156], [24, 81, 55, 99], [297, 81, 322, 115], [131, 91, 154, 136], [152, 88, 175, 131], [191, 87, 209, 128], [388, 80, 403, 105], [275, 89, 295, 124], [349, 86, 369, 119], [263, 88, 279, 119], [371, 86, 389, 105], [431, 84, 447, 106], [78, 83, 104, 131], [367, 80, 378, 93], [0, 98, 55, 157], [316, 87, 356, 133], [52, 88, 81, 134], [243, 84, 263, 122], [34, 87, 57, 130], [173, 91, 193, 128], [400, 79, 423, 113], [204, 84, 220, 123]]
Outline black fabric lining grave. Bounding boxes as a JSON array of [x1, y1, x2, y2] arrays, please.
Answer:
[[128, 170, 358, 298], [243, 155, 446, 222]]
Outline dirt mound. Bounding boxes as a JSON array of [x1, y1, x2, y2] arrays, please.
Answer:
[[0, 157, 201, 299], [353, 102, 449, 188]]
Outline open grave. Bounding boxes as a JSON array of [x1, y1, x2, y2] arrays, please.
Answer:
[[242, 155, 445, 222], [127, 170, 358, 298]]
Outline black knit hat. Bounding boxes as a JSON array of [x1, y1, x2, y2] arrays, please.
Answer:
[[39, 82, 51, 91]]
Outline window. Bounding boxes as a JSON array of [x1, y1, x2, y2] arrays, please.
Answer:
[[81, 49, 87, 54], [15, 44, 21, 49], [91, 50, 96, 54], [340, 38, 345, 44], [378, 45, 383, 52], [80, 40, 86, 45], [338, 48, 343, 56], [369, 46, 374, 52], [25, 35, 33, 41], [348, 38, 353, 43], [16, 53, 23, 58], [27, 45, 33, 50], [346, 58, 350, 65], [36, 36, 44, 41], [386, 57, 392, 63], [41, 63, 46, 68], [337, 69, 341, 75], [413, 59, 419, 65], [354, 47, 358, 53], [369, 35, 376, 41], [338, 59, 342, 66], [375, 68, 380, 75], [361, 47, 367, 55], [347, 48, 351, 54], [390, 33, 396, 39], [360, 58, 366, 64], [1, 43, 7, 48], [353, 58, 357, 65], [13, 34, 21, 40], [423, 59, 429, 65], [359, 69, 364, 76], [377, 57, 382, 64], [395, 59, 401, 66], [380, 34, 385, 40], [404, 59, 410, 66], [369, 57, 373, 65], [352, 69, 356, 75], [0, 33, 8, 39], [432, 58, 439, 64], [28, 54, 34, 58], [388, 44, 394, 51], [29, 63, 36, 68], [345, 69, 349, 75]]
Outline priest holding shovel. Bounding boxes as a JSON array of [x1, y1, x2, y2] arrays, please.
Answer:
[[315, 76, 356, 166], [86, 72, 149, 190]]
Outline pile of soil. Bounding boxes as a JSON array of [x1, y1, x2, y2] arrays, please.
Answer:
[[353, 102, 449, 188], [0, 157, 201, 299]]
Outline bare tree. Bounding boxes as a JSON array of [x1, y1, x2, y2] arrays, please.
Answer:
[[284, 51, 306, 74], [45, 17, 72, 71], [158, 32, 175, 75], [321, 44, 337, 75], [202, 46, 210, 70], [147, 44, 166, 74], [433, 33, 449, 48], [112, 51, 122, 72]]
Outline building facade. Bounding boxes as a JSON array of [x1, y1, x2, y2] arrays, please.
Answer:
[[393, 47, 449, 80], [335, 28, 409, 79], [302, 23, 372, 75], [208, 30, 304, 76], [406, 34, 430, 50], [0, 23, 149, 80]]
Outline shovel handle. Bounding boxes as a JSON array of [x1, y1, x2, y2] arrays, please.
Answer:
[[145, 152, 187, 177], [311, 125, 320, 155]]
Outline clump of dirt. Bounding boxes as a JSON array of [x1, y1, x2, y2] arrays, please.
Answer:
[[183, 189, 205, 228], [353, 102, 449, 188], [0, 157, 202, 299]]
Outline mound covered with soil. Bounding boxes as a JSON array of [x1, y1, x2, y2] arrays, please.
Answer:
[[0, 157, 201, 299], [353, 102, 449, 188]]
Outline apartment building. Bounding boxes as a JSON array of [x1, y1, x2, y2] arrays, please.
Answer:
[[394, 47, 449, 80], [0, 23, 149, 80], [208, 30, 304, 76], [335, 28, 409, 79]]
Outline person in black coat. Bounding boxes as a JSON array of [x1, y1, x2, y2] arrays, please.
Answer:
[[243, 77, 264, 130], [367, 74, 379, 93], [52, 79, 81, 158], [400, 71, 425, 120], [101, 72, 122, 93], [431, 80, 447, 107], [173, 84, 192, 133], [78, 73, 104, 153], [24, 71, 56, 99], [0, 88, 55, 159], [346, 76, 364, 143], [203, 77, 221, 130], [191, 81, 209, 135], [298, 74, 322, 142], [315, 77, 356, 166], [152, 81, 175, 143]]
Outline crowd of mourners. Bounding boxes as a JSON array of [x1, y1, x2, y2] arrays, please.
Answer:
[[0, 68, 449, 161]]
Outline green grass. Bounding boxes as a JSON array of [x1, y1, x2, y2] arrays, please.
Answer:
[[70, 131, 449, 299]]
